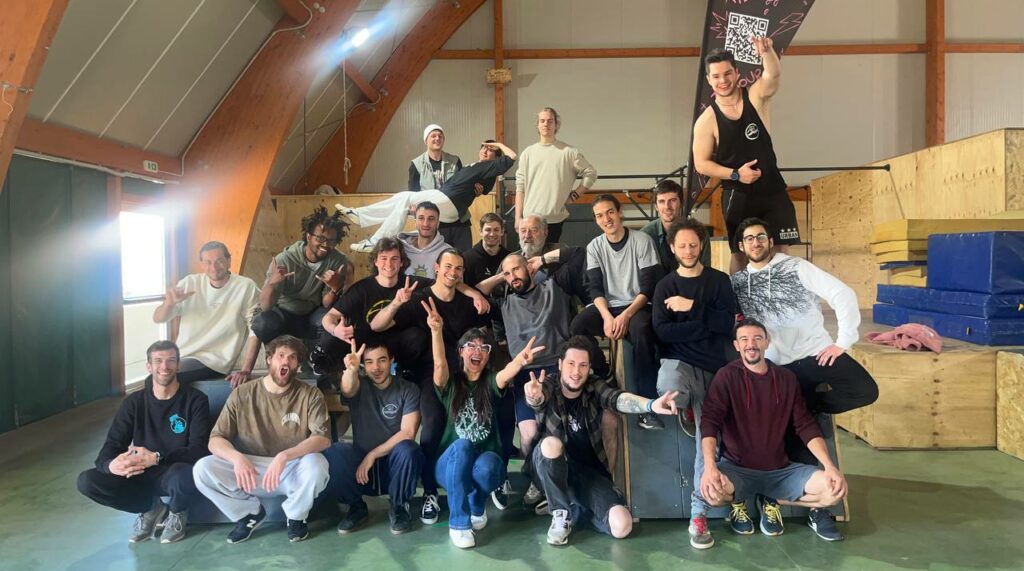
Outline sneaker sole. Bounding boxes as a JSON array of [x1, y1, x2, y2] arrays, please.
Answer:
[[726, 522, 755, 535], [809, 522, 844, 542], [491, 492, 510, 511], [390, 525, 412, 535], [420, 515, 439, 525], [759, 522, 784, 536], [127, 535, 153, 544], [160, 534, 185, 544], [547, 535, 570, 546], [226, 520, 264, 544], [337, 519, 368, 535], [289, 533, 310, 543], [689, 537, 715, 550]]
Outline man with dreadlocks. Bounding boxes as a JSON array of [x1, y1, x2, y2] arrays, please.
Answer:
[[252, 207, 353, 357]]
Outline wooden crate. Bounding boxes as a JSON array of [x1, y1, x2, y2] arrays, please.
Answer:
[[997, 351, 1024, 461], [838, 341, 997, 449]]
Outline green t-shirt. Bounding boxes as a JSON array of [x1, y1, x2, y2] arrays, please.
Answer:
[[436, 370, 505, 456]]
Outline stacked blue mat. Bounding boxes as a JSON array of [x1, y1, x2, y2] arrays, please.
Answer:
[[874, 231, 1024, 346]]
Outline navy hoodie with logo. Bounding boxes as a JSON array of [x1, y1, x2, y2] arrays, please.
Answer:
[[699, 359, 821, 471], [94, 385, 211, 473]]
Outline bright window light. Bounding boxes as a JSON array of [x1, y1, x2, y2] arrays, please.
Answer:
[[351, 28, 371, 47], [119, 211, 166, 300]]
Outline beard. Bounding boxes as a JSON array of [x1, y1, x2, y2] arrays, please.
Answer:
[[742, 353, 763, 366], [560, 377, 585, 395], [521, 241, 542, 259], [746, 247, 772, 264], [511, 276, 532, 295], [678, 257, 700, 270], [270, 366, 297, 386]]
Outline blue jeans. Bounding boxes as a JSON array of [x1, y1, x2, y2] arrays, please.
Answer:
[[435, 439, 505, 530]]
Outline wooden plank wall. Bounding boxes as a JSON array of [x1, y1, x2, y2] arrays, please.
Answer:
[[256, 194, 497, 283], [811, 128, 1024, 308], [997, 351, 1024, 462]]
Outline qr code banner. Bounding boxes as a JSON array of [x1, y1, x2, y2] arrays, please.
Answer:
[[725, 12, 769, 64]]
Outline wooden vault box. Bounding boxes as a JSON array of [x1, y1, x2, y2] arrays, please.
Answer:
[[997, 351, 1024, 461], [838, 342, 997, 449]]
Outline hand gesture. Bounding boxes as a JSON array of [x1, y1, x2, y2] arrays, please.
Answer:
[[393, 276, 418, 306], [129, 445, 159, 468], [344, 340, 366, 372], [165, 286, 194, 305], [333, 319, 354, 343], [233, 455, 259, 493], [610, 312, 631, 340], [527, 256, 544, 275], [823, 465, 848, 499], [602, 315, 616, 339], [700, 465, 730, 505], [816, 344, 845, 367], [524, 368, 546, 403], [650, 391, 680, 415], [471, 294, 490, 315], [516, 336, 546, 369], [109, 450, 144, 478], [567, 188, 581, 203], [752, 35, 774, 57], [664, 296, 694, 313], [356, 453, 376, 485], [262, 453, 288, 492], [316, 268, 344, 291], [422, 297, 443, 332], [226, 370, 251, 388], [738, 159, 761, 184], [267, 258, 295, 286]]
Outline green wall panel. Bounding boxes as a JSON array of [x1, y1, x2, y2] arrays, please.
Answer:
[[0, 178, 14, 433]]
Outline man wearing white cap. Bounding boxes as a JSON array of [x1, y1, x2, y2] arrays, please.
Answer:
[[409, 125, 471, 251], [340, 141, 517, 253]]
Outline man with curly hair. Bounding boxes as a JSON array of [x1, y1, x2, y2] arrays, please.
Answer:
[[252, 207, 353, 350]]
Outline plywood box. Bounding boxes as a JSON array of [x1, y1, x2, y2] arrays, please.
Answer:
[[997, 351, 1024, 461], [870, 240, 928, 254], [872, 218, 1024, 243], [837, 342, 997, 449]]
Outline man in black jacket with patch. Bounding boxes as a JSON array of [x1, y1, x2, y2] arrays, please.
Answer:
[[77, 341, 212, 544]]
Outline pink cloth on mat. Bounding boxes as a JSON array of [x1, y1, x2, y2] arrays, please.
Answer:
[[865, 323, 943, 353]]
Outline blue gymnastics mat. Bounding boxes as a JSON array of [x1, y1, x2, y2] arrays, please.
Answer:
[[928, 232, 1024, 294], [877, 285, 1024, 319], [873, 303, 1024, 346]]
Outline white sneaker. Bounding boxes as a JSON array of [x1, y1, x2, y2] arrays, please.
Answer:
[[449, 528, 476, 549], [335, 204, 361, 224], [350, 240, 373, 253], [547, 509, 572, 545], [523, 482, 544, 506], [471, 512, 488, 531]]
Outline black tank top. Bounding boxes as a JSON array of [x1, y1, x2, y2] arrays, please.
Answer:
[[711, 87, 787, 194]]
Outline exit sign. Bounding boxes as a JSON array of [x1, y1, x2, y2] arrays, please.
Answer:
[[143, 160, 159, 173]]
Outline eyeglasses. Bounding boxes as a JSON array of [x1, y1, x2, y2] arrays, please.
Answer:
[[462, 343, 493, 353], [310, 234, 339, 246], [742, 232, 769, 244]]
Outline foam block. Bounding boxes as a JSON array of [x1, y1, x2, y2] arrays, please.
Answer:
[[928, 232, 1024, 294], [877, 285, 1024, 319], [873, 303, 1024, 346]]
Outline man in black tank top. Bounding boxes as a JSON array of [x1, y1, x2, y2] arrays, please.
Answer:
[[692, 37, 801, 274]]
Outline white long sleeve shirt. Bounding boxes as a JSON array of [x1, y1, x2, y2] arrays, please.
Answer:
[[730, 253, 860, 365]]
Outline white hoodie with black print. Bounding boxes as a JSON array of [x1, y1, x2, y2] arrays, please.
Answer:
[[730, 253, 860, 366]]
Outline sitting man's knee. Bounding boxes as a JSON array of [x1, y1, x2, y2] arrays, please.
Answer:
[[608, 506, 633, 539], [540, 436, 564, 459]]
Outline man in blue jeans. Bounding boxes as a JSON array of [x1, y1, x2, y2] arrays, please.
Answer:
[[651, 218, 737, 549], [322, 340, 423, 535]]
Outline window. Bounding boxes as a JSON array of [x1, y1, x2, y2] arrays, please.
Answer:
[[119, 211, 168, 384]]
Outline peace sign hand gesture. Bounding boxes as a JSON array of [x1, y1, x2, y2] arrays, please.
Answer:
[[524, 368, 546, 403], [422, 297, 443, 332], [516, 336, 546, 369], [394, 276, 418, 306], [343, 340, 365, 372]]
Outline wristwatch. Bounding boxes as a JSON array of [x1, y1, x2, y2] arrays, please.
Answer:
[[730, 169, 740, 181], [154, 451, 162, 464]]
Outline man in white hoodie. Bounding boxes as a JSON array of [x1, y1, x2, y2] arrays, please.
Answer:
[[397, 202, 451, 280], [729, 217, 877, 533]]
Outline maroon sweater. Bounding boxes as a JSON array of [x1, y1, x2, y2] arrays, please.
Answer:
[[699, 359, 822, 471]]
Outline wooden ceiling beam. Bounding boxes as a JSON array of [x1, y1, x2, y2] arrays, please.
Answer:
[[16, 119, 180, 181], [297, 0, 488, 194], [342, 65, 379, 102], [183, 2, 360, 274], [434, 43, 928, 60], [0, 0, 69, 192]]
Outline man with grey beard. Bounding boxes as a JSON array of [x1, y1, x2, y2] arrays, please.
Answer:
[[508, 214, 590, 304]]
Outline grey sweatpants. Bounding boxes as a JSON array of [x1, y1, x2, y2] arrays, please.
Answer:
[[193, 453, 328, 521]]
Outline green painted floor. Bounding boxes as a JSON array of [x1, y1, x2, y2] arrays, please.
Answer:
[[1, 396, 1023, 571]]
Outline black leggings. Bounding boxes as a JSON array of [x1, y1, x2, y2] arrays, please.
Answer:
[[77, 463, 198, 514]]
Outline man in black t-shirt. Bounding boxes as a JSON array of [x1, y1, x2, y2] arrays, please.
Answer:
[[462, 213, 510, 287], [322, 342, 423, 535], [77, 341, 211, 544], [692, 38, 799, 274]]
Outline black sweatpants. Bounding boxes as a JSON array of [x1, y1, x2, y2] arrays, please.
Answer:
[[252, 306, 330, 344], [570, 305, 658, 398], [77, 463, 198, 514]]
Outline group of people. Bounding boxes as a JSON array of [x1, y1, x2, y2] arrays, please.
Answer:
[[77, 37, 879, 552]]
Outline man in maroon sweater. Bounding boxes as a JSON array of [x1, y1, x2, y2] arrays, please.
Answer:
[[698, 318, 846, 546]]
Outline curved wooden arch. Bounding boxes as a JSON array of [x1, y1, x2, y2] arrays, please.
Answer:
[[295, 0, 488, 194]]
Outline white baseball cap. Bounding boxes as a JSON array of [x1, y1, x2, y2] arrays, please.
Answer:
[[423, 124, 444, 142]]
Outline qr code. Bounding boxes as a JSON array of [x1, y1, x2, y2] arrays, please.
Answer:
[[725, 12, 769, 64]]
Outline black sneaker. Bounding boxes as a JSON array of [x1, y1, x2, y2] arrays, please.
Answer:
[[638, 413, 664, 430], [287, 519, 310, 542], [757, 494, 784, 536], [420, 494, 440, 525], [808, 508, 844, 541], [491, 479, 512, 510], [226, 506, 266, 544], [678, 407, 697, 438], [337, 501, 369, 534], [389, 502, 413, 535], [727, 501, 755, 535]]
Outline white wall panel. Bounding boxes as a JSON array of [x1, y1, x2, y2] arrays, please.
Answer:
[[946, 54, 1024, 142], [797, 0, 925, 44], [947, 0, 1024, 41], [358, 60, 495, 193]]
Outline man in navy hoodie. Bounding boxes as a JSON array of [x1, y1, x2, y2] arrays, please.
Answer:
[[699, 319, 846, 546]]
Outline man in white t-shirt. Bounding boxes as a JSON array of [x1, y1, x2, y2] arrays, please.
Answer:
[[514, 107, 597, 242], [153, 241, 260, 387]]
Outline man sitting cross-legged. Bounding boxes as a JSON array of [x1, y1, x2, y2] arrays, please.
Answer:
[[322, 340, 424, 535], [193, 335, 331, 544], [699, 319, 847, 546], [77, 341, 211, 544], [524, 335, 679, 545]]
